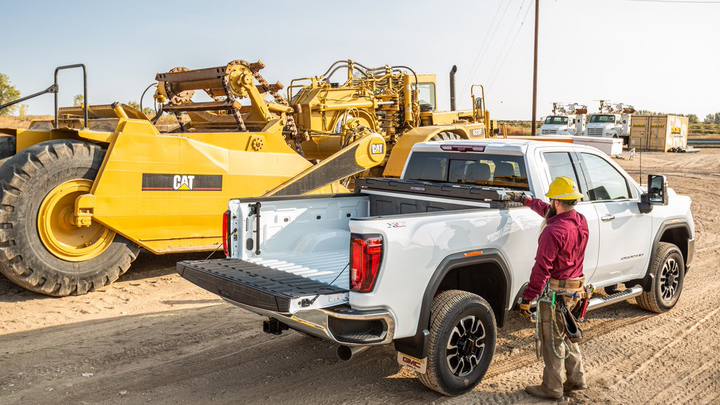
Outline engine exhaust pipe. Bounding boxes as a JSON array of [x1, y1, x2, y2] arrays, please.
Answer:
[[449, 65, 458, 111], [336, 345, 370, 362]]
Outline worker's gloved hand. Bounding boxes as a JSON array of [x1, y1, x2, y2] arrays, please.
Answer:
[[519, 297, 533, 318], [507, 192, 527, 203]]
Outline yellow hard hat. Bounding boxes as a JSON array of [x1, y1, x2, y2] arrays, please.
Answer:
[[545, 176, 583, 200]]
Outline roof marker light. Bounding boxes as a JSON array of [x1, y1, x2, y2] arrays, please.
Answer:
[[440, 145, 485, 152]]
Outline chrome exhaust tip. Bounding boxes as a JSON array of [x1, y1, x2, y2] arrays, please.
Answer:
[[336, 345, 370, 362]]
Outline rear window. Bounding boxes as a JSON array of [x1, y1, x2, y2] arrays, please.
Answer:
[[403, 152, 529, 190]]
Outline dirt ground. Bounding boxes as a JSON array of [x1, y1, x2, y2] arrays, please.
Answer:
[[1, 149, 719, 404]]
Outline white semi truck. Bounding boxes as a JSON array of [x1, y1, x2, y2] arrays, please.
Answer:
[[537, 102, 587, 136], [584, 100, 635, 144]]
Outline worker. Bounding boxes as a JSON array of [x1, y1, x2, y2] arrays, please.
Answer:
[[509, 176, 589, 400]]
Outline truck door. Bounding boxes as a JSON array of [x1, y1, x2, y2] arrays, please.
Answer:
[[575, 152, 651, 284], [541, 151, 599, 277]]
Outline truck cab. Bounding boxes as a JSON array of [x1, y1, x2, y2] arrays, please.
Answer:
[[584, 102, 634, 143], [538, 115, 577, 135]]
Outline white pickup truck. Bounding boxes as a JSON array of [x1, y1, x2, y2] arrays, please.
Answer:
[[178, 139, 694, 396]]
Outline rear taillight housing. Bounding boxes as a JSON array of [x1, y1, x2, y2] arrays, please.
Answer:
[[350, 234, 383, 292], [222, 210, 231, 256]]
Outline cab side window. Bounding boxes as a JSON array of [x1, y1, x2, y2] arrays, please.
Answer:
[[578, 153, 631, 201], [543, 152, 585, 200]]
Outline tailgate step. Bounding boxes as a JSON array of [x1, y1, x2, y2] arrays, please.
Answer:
[[177, 259, 347, 313]]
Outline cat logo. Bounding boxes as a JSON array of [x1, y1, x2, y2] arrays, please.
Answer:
[[142, 174, 223, 191], [371, 143, 384, 154], [173, 175, 195, 190]]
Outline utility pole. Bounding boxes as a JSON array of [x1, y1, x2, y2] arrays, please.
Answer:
[[531, 0, 540, 136]]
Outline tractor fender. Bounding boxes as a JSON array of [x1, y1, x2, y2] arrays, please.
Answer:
[[383, 127, 469, 177]]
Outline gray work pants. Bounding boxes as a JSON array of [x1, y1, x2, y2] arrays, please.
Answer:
[[538, 299, 586, 395]]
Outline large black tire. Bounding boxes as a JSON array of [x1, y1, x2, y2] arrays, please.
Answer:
[[0, 135, 16, 164], [0, 135, 16, 157], [636, 242, 685, 313], [430, 131, 462, 142], [418, 290, 497, 396], [0, 140, 140, 296]]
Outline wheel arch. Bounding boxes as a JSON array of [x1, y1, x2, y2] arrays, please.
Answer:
[[393, 248, 512, 359], [627, 219, 693, 291]]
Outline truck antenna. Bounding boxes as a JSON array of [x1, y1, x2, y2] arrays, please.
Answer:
[[639, 135, 643, 186]]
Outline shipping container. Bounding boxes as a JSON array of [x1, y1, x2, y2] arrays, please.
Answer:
[[629, 115, 688, 152]]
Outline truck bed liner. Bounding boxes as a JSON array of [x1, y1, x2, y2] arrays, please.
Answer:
[[177, 258, 347, 312]]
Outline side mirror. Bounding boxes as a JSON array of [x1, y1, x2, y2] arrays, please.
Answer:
[[639, 174, 668, 214], [648, 174, 668, 205], [475, 97, 484, 111]]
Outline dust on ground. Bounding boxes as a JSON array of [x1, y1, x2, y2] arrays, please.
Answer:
[[1, 149, 719, 404]]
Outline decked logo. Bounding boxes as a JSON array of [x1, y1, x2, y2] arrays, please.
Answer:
[[142, 174, 223, 191]]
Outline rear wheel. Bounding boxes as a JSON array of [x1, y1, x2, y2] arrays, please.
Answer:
[[418, 290, 496, 396], [0, 140, 139, 296], [636, 242, 684, 313]]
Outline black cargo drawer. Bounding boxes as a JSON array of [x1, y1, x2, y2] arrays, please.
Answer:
[[177, 259, 347, 312]]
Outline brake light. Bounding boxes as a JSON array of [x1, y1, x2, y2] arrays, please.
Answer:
[[350, 235, 383, 292], [222, 210, 231, 256], [440, 144, 485, 152]]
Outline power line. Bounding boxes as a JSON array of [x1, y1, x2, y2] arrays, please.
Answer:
[[458, 0, 514, 106], [484, 0, 530, 90], [488, 0, 534, 89], [458, 1, 503, 103]]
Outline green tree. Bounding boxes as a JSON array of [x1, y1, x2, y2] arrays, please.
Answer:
[[142, 107, 155, 116], [687, 114, 699, 123], [73, 94, 84, 106], [0, 73, 21, 115], [18, 104, 29, 117], [127, 101, 141, 111], [705, 113, 716, 123]]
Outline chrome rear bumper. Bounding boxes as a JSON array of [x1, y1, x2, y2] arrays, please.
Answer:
[[226, 299, 395, 346]]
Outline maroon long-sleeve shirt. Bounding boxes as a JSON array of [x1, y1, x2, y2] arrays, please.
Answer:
[[522, 198, 589, 300]]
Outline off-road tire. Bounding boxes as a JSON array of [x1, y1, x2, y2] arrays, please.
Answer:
[[430, 131, 462, 142], [0, 135, 16, 161], [417, 290, 496, 396], [636, 242, 684, 313], [0, 139, 140, 296]]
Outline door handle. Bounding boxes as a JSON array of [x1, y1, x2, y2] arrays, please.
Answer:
[[601, 214, 615, 222]]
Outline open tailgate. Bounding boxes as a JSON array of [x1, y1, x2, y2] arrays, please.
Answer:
[[177, 258, 349, 313]]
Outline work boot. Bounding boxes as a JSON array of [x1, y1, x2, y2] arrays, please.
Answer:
[[526, 384, 563, 400], [563, 381, 588, 393]]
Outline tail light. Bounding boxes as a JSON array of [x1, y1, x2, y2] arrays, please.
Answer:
[[222, 210, 231, 256], [350, 234, 383, 292]]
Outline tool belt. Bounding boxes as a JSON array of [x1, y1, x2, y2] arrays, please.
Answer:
[[549, 277, 584, 291], [543, 277, 588, 344]]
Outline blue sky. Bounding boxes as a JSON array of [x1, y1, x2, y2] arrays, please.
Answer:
[[1, 0, 718, 119]]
